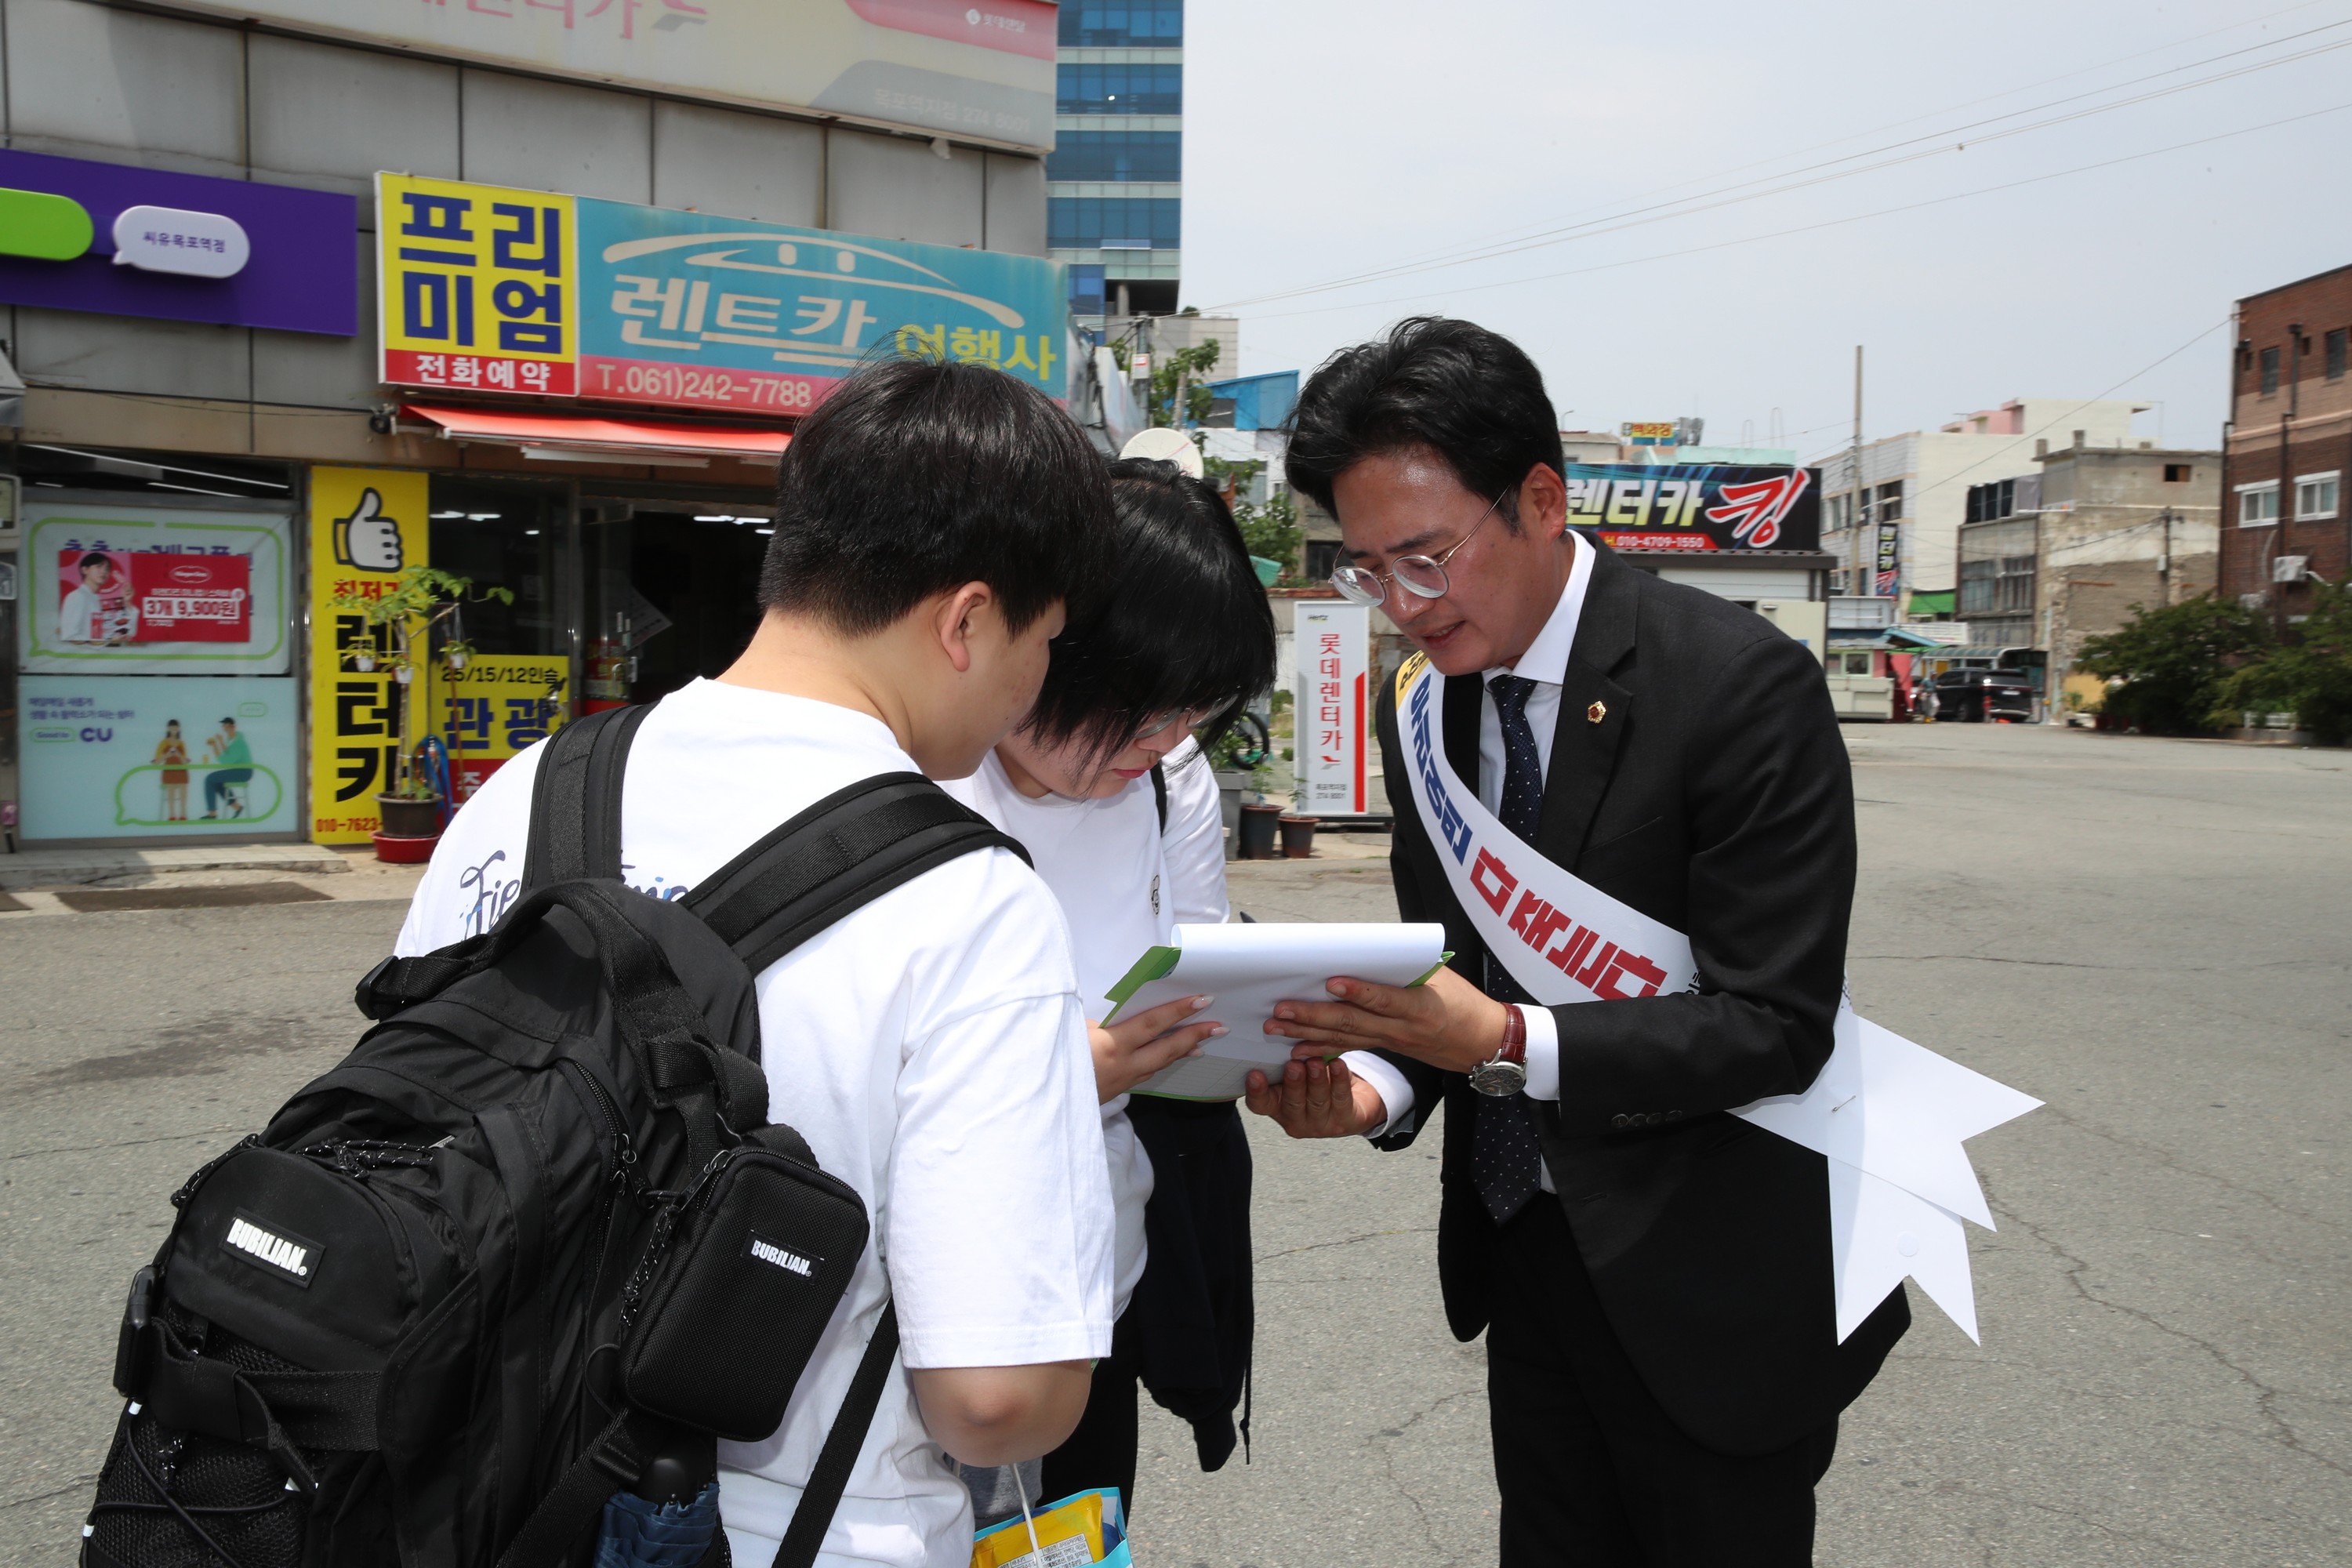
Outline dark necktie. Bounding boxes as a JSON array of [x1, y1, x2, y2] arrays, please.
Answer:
[[1473, 674, 1548, 1225]]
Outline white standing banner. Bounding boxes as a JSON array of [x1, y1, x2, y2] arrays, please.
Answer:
[[1391, 650, 2040, 1343], [1296, 601, 1370, 816]]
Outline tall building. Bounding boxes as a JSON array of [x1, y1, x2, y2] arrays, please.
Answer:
[[1051, 1, 1185, 318]]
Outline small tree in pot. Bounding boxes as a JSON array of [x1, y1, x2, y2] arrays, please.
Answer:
[[332, 566, 514, 838]]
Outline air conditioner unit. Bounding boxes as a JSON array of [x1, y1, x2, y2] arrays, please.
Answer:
[[2238, 592, 2269, 611], [2274, 555, 2310, 583]]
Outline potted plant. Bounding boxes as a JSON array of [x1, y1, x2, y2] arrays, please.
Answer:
[[1277, 812, 1319, 858], [1208, 709, 1275, 859], [331, 566, 513, 852]]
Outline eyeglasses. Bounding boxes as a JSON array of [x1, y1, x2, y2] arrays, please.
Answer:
[[1327, 491, 1508, 608], [1132, 702, 1224, 742]]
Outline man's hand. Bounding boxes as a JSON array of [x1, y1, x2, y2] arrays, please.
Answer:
[[1244, 1054, 1388, 1139], [1261, 964, 1509, 1076], [1089, 994, 1223, 1103]]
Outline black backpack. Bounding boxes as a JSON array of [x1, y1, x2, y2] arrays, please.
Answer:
[[83, 703, 1026, 1568]]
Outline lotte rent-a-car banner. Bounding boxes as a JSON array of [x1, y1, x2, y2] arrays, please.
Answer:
[[1562, 464, 1822, 554], [377, 174, 1068, 415]]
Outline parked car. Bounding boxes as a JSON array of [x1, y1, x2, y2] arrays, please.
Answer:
[[1930, 669, 2038, 723]]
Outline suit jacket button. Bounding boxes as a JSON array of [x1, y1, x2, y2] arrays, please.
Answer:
[[1610, 1113, 1631, 1129]]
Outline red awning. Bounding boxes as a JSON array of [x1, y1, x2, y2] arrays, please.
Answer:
[[401, 403, 789, 466]]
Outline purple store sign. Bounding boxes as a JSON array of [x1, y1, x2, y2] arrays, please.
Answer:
[[0, 149, 355, 336]]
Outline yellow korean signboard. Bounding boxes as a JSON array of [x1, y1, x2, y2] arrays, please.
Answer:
[[307, 466, 430, 845], [437, 654, 568, 804], [377, 174, 579, 397]]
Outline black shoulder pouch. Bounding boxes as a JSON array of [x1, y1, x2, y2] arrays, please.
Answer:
[[620, 1127, 871, 1442]]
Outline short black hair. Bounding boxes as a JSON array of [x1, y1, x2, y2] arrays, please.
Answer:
[[220, 717, 235, 726], [758, 358, 1110, 635], [1022, 458, 1276, 768], [80, 552, 111, 572], [1284, 317, 1564, 533]]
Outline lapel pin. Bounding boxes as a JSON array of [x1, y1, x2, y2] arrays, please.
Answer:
[[1587, 700, 1607, 724]]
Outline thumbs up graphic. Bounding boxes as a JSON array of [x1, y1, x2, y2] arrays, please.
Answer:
[[333, 488, 405, 572]]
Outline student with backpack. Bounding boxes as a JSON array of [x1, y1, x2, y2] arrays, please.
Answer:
[[939, 456, 1278, 1522], [400, 361, 1134, 1565], [80, 360, 1141, 1568]]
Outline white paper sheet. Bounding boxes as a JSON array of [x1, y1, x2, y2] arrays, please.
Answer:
[[1104, 922, 1450, 1101], [1828, 1158, 1980, 1343]]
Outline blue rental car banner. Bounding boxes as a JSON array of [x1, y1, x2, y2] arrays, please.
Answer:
[[573, 198, 1068, 415]]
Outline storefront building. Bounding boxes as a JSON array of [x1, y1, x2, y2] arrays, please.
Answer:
[[0, 0, 1067, 849]]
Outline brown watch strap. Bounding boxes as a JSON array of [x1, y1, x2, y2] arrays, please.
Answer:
[[1497, 1003, 1527, 1067]]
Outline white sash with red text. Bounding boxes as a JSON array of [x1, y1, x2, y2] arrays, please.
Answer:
[[1390, 649, 2040, 1343]]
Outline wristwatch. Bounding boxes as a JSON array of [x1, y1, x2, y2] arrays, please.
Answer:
[[1468, 1004, 1529, 1098]]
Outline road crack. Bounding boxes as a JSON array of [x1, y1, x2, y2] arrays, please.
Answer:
[[1983, 1170, 2352, 1484]]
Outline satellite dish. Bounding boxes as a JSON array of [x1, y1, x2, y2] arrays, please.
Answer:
[[1120, 426, 1203, 478]]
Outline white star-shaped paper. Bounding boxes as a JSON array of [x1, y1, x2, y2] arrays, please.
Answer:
[[1735, 1003, 2042, 1341]]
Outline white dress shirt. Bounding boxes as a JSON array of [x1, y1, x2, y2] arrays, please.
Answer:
[[1348, 534, 1594, 1158]]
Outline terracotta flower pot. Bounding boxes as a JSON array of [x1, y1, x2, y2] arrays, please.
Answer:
[[1279, 815, 1320, 858]]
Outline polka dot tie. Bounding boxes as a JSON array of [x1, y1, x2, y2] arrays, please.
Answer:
[[1474, 674, 1547, 1226]]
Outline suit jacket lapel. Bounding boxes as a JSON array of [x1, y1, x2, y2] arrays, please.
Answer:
[[1538, 539, 1638, 868]]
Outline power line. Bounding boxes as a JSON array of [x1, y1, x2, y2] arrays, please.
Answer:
[[1205, 22, 2352, 312], [1236, 99, 2352, 327], [1255, 0, 2348, 296]]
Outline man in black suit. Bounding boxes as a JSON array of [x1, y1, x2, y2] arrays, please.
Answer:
[[1245, 318, 1907, 1566]]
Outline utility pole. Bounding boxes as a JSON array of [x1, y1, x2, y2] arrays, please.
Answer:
[[2158, 507, 2172, 607], [1849, 346, 1867, 597]]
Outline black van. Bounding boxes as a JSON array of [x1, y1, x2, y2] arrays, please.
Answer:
[[1930, 669, 2039, 723]]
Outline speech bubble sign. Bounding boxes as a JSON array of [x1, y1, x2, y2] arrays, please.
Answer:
[[112, 205, 250, 279]]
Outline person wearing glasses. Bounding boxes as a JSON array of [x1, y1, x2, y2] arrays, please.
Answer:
[[1246, 318, 1905, 1567], [939, 454, 1277, 1523]]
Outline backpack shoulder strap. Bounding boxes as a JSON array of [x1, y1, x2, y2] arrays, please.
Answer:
[[524, 703, 655, 887], [1151, 761, 1168, 833], [684, 773, 1030, 978]]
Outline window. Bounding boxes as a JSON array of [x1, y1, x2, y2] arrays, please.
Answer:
[[2328, 328, 2348, 382], [2296, 472, 2340, 521], [1044, 130, 1181, 182], [1958, 518, 2034, 614], [1875, 480, 1904, 521], [2162, 463, 2192, 483], [1047, 196, 1182, 249], [1963, 477, 2017, 523], [1056, 62, 1184, 114], [1059, 2, 1184, 46], [2259, 346, 2281, 395], [2237, 481, 2280, 526], [1304, 539, 1341, 583], [1841, 652, 1874, 675]]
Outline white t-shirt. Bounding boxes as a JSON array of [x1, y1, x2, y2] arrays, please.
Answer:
[[937, 737, 1231, 1313], [59, 584, 105, 642], [394, 678, 1115, 1568]]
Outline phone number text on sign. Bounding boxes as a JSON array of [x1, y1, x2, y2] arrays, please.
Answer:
[[583, 358, 822, 412]]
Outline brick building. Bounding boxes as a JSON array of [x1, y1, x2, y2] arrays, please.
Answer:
[[2220, 263, 2352, 621]]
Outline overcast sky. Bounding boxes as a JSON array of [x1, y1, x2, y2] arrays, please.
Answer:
[[1180, 0, 2352, 462]]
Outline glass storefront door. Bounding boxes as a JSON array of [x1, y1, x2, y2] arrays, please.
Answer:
[[583, 502, 773, 707]]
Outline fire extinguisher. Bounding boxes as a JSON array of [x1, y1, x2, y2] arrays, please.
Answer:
[[584, 612, 634, 713]]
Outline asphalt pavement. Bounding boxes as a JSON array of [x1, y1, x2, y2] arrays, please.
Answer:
[[2, 721, 2345, 1566]]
